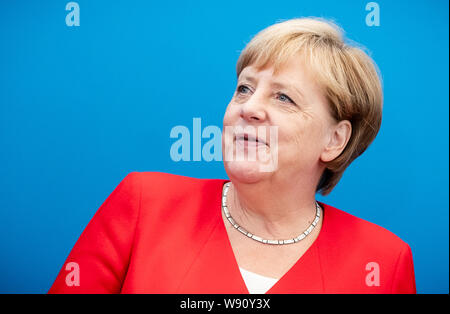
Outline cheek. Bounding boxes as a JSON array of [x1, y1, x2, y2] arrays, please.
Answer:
[[222, 102, 237, 127], [279, 119, 326, 159], [222, 103, 238, 149]]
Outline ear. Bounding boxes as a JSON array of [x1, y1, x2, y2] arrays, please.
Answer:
[[320, 120, 352, 163]]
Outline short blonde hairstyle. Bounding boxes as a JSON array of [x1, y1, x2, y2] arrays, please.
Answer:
[[236, 17, 383, 195]]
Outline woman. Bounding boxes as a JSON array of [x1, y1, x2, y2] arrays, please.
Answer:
[[49, 18, 416, 294]]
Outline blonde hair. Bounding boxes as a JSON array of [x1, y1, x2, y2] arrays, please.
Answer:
[[236, 17, 383, 195]]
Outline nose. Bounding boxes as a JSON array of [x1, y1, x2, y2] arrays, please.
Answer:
[[239, 91, 267, 122]]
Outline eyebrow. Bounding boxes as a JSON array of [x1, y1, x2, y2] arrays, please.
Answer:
[[238, 74, 257, 84], [238, 73, 306, 103]]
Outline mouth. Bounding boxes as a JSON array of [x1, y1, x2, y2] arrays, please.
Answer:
[[234, 132, 268, 147]]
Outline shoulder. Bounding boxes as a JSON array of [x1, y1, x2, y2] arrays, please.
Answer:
[[122, 172, 226, 241], [317, 202, 416, 293], [120, 171, 226, 211], [319, 202, 411, 255]]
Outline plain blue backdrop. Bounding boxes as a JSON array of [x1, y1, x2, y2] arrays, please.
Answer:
[[0, 0, 448, 293]]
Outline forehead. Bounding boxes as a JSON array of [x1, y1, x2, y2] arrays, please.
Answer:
[[240, 55, 313, 82]]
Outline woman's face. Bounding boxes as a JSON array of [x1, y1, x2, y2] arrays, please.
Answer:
[[222, 56, 341, 184]]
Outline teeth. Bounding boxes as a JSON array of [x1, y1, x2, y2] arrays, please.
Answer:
[[237, 134, 258, 142]]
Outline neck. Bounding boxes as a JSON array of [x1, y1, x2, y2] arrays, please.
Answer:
[[228, 174, 320, 239]]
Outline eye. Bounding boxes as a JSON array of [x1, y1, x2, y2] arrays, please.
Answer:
[[237, 85, 251, 94], [277, 93, 295, 104]]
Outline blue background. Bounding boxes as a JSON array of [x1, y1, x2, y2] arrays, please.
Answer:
[[0, 0, 448, 293]]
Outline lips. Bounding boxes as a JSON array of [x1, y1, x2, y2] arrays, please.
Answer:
[[235, 132, 268, 146]]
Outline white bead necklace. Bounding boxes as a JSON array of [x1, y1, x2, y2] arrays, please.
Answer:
[[221, 182, 321, 245]]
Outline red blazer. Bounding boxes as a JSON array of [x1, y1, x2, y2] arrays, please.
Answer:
[[49, 172, 416, 294]]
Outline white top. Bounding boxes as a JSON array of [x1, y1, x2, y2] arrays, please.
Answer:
[[238, 267, 279, 294]]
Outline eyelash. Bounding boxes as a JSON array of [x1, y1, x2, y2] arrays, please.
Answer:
[[237, 85, 251, 94], [236, 84, 296, 105]]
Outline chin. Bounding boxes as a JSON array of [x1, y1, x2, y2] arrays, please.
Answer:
[[224, 160, 272, 184]]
